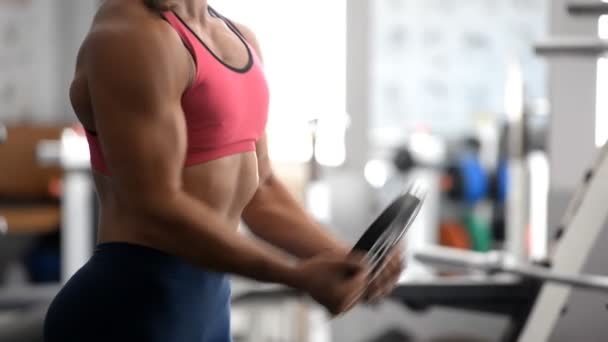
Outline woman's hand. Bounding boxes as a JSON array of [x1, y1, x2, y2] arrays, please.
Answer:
[[364, 248, 404, 303], [294, 251, 369, 316]]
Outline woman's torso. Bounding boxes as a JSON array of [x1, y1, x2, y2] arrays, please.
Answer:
[[70, 0, 268, 246]]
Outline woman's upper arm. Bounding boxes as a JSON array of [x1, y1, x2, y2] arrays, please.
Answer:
[[85, 26, 190, 203]]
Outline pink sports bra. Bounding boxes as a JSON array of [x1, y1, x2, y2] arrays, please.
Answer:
[[85, 6, 269, 175]]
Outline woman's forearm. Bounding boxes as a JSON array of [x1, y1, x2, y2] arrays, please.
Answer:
[[243, 175, 349, 258], [136, 190, 303, 288]]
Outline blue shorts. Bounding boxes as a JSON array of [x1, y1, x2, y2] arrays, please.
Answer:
[[44, 242, 232, 342]]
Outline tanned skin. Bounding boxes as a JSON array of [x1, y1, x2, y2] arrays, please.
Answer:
[[71, 0, 402, 315]]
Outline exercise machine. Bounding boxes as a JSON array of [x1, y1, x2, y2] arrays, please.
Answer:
[[37, 127, 95, 283], [523, 2, 608, 340], [0, 123, 6, 235], [409, 139, 608, 341]]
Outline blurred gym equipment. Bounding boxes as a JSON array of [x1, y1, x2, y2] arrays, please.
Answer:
[[371, 131, 444, 281], [38, 126, 95, 282], [230, 2, 608, 340], [0, 125, 65, 342], [395, 2, 608, 341], [0, 123, 5, 238], [416, 245, 608, 294], [0, 125, 64, 283], [234, 139, 608, 341], [353, 185, 425, 277], [522, 2, 608, 340], [567, 1, 608, 16], [0, 123, 6, 144], [0, 123, 5, 235], [413, 139, 608, 341]]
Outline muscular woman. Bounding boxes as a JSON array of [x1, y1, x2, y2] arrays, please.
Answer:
[[43, 0, 404, 341]]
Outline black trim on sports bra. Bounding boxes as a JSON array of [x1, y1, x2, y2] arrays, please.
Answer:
[[171, 8, 253, 74], [85, 128, 98, 136], [207, 6, 247, 41]]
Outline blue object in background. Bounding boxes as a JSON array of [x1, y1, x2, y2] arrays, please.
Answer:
[[496, 159, 509, 203], [459, 153, 488, 205]]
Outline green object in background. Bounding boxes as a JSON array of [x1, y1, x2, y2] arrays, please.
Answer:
[[465, 213, 492, 252]]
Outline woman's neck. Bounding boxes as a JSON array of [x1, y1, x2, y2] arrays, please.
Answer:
[[172, 0, 209, 24]]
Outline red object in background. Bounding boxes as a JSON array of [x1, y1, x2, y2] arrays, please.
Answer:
[[440, 174, 455, 192], [439, 222, 472, 250], [48, 178, 62, 198]]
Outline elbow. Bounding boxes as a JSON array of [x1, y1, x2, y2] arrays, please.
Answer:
[[258, 167, 274, 188]]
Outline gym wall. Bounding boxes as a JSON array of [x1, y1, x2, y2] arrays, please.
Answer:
[[370, 0, 548, 146], [0, 0, 97, 125]]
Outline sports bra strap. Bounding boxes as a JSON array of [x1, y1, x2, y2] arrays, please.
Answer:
[[207, 6, 248, 42]]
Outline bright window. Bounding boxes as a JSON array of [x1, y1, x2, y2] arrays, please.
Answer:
[[209, 1, 347, 164]]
